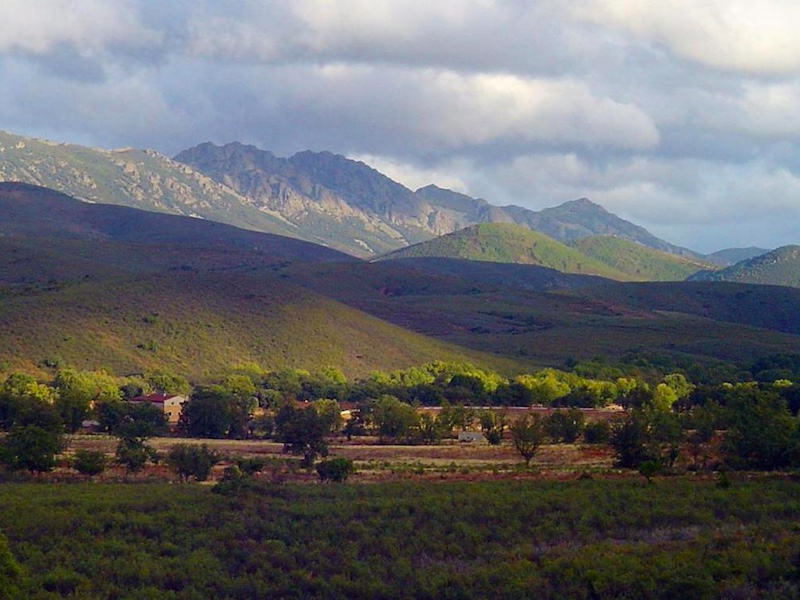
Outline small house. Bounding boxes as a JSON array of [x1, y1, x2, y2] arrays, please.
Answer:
[[128, 393, 187, 425]]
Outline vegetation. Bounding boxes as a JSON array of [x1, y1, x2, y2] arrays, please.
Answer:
[[573, 234, 717, 281], [167, 444, 220, 482], [691, 245, 800, 288], [315, 457, 355, 482], [381, 222, 632, 279], [71, 450, 108, 477], [510, 413, 546, 467], [0, 479, 799, 597]]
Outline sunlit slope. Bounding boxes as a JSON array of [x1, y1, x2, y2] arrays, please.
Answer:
[[0, 271, 524, 379], [690, 246, 800, 288], [573, 235, 718, 281], [378, 223, 632, 279]]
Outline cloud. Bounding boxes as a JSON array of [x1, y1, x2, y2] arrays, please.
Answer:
[[1, 1, 799, 252], [571, 0, 800, 75], [252, 65, 659, 154], [349, 153, 471, 193], [0, 0, 160, 56]]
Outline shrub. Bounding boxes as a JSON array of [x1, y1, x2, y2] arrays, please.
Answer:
[[73, 450, 108, 477], [583, 420, 611, 444], [316, 458, 355, 483], [167, 444, 220, 482]]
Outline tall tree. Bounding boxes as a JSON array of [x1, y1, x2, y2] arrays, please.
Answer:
[[510, 413, 546, 467], [275, 404, 330, 468]]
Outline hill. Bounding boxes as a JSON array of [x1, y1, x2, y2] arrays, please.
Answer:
[[285, 261, 800, 368], [0, 183, 526, 379], [504, 198, 699, 257], [0, 182, 352, 286], [705, 247, 770, 266], [572, 235, 717, 281], [690, 246, 800, 288], [376, 223, 631, 279], [0, 270, 522, 379], [381, 257, 610, 292]]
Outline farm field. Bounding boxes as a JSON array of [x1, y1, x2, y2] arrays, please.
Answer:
[[1, 476, 799, 598], [66, 434, 617, 483]]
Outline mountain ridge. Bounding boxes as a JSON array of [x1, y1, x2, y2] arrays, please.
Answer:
[[689, 245, 800, 288]]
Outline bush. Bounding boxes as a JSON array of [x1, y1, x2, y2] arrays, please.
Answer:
[[167, 444, 220, 482], [583, 420, 611, 444], [72, 450, 108, 477], [316, 458, 355, 483], [545, 408, 585, 443]]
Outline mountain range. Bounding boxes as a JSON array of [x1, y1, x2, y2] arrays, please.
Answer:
[[1, 131, 708, 261], [1, 131, 800, 381], [0, 179, 799, 381]]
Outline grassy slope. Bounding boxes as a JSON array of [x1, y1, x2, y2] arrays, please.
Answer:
[[691, 245, 800, 287], [0, 269, 528, 380], [573, 235, 717, 281], [379, 223, 632, 280]]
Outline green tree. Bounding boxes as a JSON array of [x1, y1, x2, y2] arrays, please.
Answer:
[[1, 424, 63, 473], [510, 413, 546, 467], [144, 369, 190, 395], [544, 408, 586, 443], [115, 435, 157, 475], [373, 395, 420, 443], [609, 410, 653, 469], [478, 410, 506, 445], [54, 369, 122, 433], [0, 375, 58, 431], [418, 412, 445, 445], [167, 444, 220, 482], [313, 399, 343, 435], [275, 404, 330, 468], [722, 387, 798, 470], [583, 419, 611, 444], [610, 409, 683, 469], [179, 386, 236, 439]]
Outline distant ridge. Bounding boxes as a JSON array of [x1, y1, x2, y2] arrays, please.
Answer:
[[376, 222, 632, 280], [706, 247, 770, 266], [414, 185, 699, 257], [690, 245, 800, 288], [0, 131, 301, 241], [177, 141, 698, 259], [0, 130, 700, 261], [573, 235, 717, 281], [0, 181, 352, 264]]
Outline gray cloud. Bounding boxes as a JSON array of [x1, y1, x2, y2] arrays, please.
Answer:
[[1, 0, 799, 252]]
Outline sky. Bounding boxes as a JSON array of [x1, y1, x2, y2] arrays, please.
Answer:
[[1, 1, 799, 253]]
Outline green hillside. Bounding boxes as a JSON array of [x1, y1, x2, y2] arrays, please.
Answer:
[[573, 235, 717, 281], [0, 270, 524, 380], [378, 223, 632, 280], [690, 245, 800, 287]]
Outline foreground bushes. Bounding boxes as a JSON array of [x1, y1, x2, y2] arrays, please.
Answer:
[[0, 478, 798, 598]]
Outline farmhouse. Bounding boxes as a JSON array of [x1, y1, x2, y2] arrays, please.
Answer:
[[128, 393, 187, 425]]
